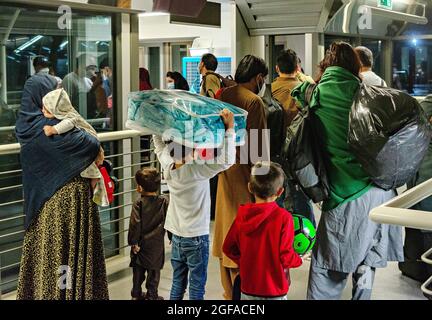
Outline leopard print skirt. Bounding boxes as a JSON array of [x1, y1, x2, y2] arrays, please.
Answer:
[[16, 177, 109, 300]]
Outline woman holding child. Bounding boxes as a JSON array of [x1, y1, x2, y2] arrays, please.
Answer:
[[15, 73, 109, 300]]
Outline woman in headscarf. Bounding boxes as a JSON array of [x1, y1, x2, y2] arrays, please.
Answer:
[[15, 73, 109, 300]]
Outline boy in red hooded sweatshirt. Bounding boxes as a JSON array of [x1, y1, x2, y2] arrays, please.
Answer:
[[223, 161, 303, 300]]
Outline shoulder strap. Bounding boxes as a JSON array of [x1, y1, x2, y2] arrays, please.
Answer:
[[305, 83, 318, 107]]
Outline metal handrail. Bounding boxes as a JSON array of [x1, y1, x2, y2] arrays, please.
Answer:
[[370, 178, 432, 297], [0, 129, 155, 295], [370, 178, 432, 231], [0, 130, 142, 156], [421, 248, 432, 297]]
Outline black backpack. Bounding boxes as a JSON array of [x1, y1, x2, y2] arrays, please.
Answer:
[[261, 84, 285, 164], [281, 84, 330, 203]]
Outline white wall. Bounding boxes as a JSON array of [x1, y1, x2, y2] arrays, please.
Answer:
[[139, 1, 235, 59]]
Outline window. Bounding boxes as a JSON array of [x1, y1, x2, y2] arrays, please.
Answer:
[[393, 39, 432, 96], [0, 5, 119, 294]]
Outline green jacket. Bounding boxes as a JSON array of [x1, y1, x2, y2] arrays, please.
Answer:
[[292, 66, 373, 211]]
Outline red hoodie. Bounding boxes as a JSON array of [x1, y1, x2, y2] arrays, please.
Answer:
[[223, 202, 302, 297]]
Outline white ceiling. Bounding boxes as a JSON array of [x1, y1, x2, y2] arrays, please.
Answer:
[[236, 0, 335, 35]]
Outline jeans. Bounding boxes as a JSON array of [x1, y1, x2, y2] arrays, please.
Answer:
[[170, 234, 209, 300]]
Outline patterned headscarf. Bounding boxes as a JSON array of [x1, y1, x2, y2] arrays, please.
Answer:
[[42, 88, 98, 138]]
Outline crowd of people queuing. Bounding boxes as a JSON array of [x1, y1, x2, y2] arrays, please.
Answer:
[[14, 40, 431, 301]]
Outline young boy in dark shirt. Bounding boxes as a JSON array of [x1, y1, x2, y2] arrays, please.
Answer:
[[128, 168, 169, 300]]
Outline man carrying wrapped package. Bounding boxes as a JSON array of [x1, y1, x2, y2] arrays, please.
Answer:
[[153, 109, 236, 300]]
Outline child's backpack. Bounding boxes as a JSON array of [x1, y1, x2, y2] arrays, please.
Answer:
[[281, 84, 330, 203], [99, 160, 118, 204]]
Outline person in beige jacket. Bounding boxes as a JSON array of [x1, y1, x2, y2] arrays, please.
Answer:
[[212, 55, 270, 300]]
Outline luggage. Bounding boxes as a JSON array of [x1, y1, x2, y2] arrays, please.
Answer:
[[348, 84, 432, 190], [281, 84, 330, 203], [261, 84, 285, 164], [126, 90, 248, 148]]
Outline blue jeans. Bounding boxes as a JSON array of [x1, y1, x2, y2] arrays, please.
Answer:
[[170, 234, 209, 300]]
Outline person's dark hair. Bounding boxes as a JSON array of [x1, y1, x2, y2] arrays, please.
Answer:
[[165, 140, 194, 162], [235, 55, 269, 84], [135, 168, 161, 193], [33, 56, 50, 69], [249, 162, 285, 199], [355, 46, 374, 68], [276, 49, 298, 74], [99, 57, 110, 70], [317, 42, 361, 81], [140, 67, 153, 90], [201, 53, 218, 72], [167, 71, 190, 91]]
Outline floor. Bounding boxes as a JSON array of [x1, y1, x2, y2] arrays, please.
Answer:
[[107, 223, 428, 301]]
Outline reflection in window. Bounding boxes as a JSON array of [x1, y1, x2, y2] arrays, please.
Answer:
[[393, 39, 432, 96]]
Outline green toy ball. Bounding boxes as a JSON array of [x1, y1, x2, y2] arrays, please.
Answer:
[[292, 214, 316, 255]]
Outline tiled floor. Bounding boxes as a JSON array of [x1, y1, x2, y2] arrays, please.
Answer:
[[108, 223, 428, 301]]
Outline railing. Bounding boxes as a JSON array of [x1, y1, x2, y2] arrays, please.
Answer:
[[0, 129, 157, 298], [370, 178, 432, 298]]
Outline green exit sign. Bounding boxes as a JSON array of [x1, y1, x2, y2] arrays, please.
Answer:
[[378, 0, 393, 10]]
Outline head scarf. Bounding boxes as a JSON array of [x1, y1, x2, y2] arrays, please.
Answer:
[[42, 88, 98, 138]]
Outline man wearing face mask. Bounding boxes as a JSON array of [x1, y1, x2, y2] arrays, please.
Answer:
[[212, 54, 270, 300]]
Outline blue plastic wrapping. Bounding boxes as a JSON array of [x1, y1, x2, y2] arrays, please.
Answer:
[[126, 90, 248, 148]]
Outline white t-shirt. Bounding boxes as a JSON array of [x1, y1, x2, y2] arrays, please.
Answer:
[[153, 131, 236, 238], [361, 71, 387, 87]]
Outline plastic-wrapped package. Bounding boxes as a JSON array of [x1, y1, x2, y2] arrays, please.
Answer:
[[348, 84, 432, 190], [126, 90, 248, 148]]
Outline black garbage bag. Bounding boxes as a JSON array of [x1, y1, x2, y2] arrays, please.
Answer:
[[348, 84, 432, 190]]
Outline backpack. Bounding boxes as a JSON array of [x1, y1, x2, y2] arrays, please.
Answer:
[[348, 84, 432, 190], [202, 71, 236, 97], [261, 84, 285, 164], [281, 84, 330, 203], [99, 160, 119, 204]]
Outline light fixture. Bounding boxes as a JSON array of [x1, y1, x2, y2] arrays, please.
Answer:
[[14, 35, 43, 53], [138, 12, 170, 17]]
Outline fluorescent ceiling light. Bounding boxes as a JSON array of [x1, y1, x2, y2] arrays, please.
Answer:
[[138, 12, 170, 17], [59, 40, 68, 50], [14, 35, 43, 53]]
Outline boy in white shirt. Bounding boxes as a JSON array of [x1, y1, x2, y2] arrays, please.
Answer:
[[153, 109, 236, 300]]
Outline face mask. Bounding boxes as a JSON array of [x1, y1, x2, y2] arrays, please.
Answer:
[[167, 83, 175, 90]]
